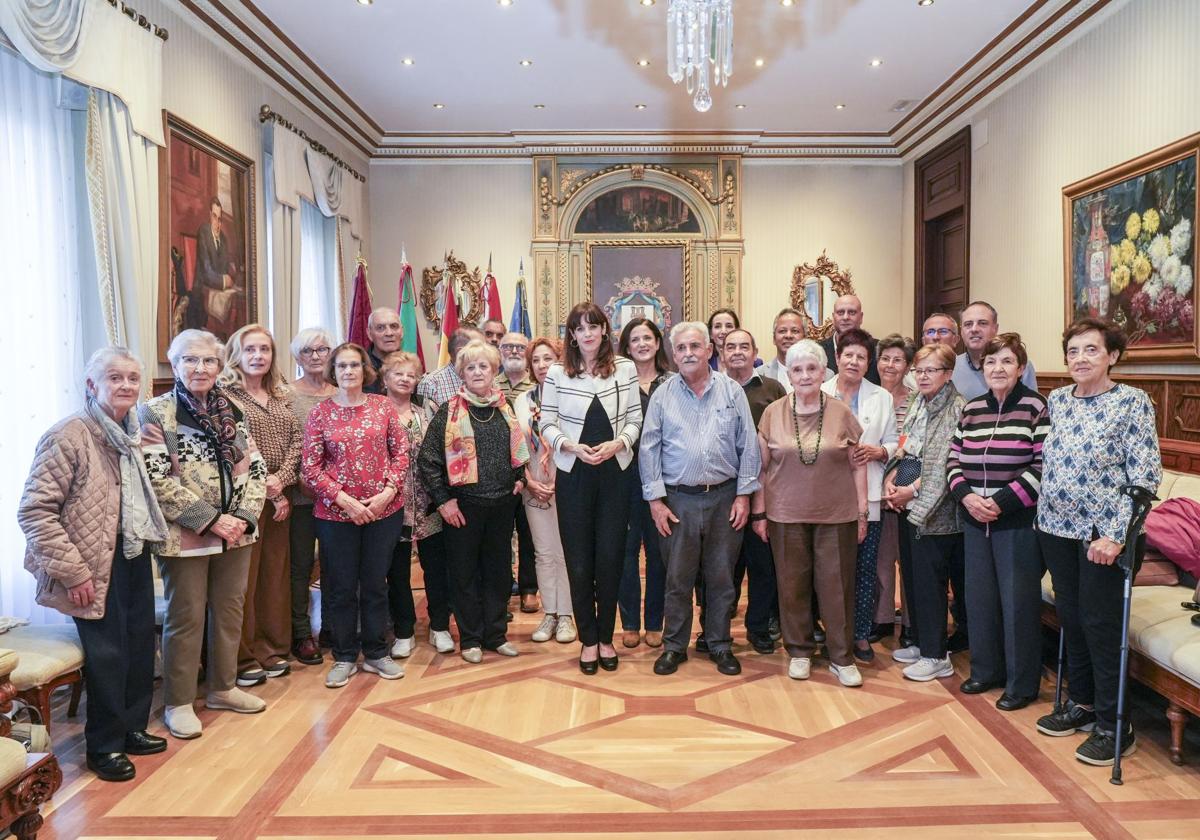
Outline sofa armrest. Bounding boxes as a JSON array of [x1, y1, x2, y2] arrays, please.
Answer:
[[0, 648, 17, 738]]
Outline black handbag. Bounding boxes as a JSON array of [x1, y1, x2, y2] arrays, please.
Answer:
[[891, 455, 922, 487]]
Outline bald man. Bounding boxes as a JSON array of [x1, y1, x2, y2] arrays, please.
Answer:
[[818, 294, 880, 385], [365, 306, 403, 394]]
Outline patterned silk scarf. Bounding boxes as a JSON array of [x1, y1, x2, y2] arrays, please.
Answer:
[[174, 380, 244, 482], [444, 386, 530, 486]]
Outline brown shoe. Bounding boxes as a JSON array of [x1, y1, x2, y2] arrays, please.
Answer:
[[622, 630, 641, 648], [520, 593, 540, 613], [292, 637, 323, 666], [645, 631, 664, 648]]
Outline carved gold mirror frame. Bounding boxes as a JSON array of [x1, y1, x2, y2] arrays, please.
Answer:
[[420, 253, 484, 328], [791, 251, 854, 341]]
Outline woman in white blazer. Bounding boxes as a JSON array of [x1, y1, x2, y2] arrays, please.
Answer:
[[821, 328, 899, 662], [539, 303, 642, 674]]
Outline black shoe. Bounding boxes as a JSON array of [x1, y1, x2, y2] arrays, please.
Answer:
[[898, 629, 915, 648], [694, 634, 709, 653], [124, 730, 167, 755], [87, 752, 136, 782], [710, 650, 741, 675], [853, 644, 875, 663], [868, 622, 893, 643], [996, 693, 1037, 712], [959, 678, 1002, 695], [1036, 700, 1097, 737], [1193, 613, 1200, 628], [506, 611, 514, 622], [654, 650, 688, 675], [598, 654, 618, 672], [767, 616, 782, 641], [747, 632, 775, 654], [946, 631, 969, 653], [579, 655, 599, 675], [1075, 726, 1136, 766]]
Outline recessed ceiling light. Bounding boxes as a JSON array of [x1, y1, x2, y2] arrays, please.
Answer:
[[754, 57, 765, 68], [869, 58, 883, 67], [498, 0, 513, 6], [533, 104, 545, 109], [640, 0, 656, 6], [835, 103, 846, 110], [401, 57, 414, 66], [636, 58, 650, 67], [735, 103, 747, 109], [519, 59, 533, 66], [780, 0, 794, 6], [356, 0, 372, 6], [918, 0, 934, 5], [433, 103, 445, 109], [634, 104, 647, 110]]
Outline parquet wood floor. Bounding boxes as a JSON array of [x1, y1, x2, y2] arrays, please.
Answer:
[[34, 593, 1200, 840]]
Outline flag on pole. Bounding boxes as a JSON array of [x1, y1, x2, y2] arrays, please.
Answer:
[[509, 258, 532, 338], [481, 252, 503, 324], [436, 265, 460, 369], [346, 259, 372, 348], [397, 246, 425, 367]]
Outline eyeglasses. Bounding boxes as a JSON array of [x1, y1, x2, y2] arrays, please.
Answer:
[[912, 367, 951, 377], [499, 343, 528, 353], [300, 346, 331, 358], [923, 327, 957, 337], [180, 355, 220, 370]]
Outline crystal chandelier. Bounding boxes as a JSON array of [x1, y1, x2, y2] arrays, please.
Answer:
[[666, 0, 733, 113]]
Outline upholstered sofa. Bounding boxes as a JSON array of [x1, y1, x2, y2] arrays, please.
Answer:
[[0, 646, 63, 839], [1042, 468, 1200, 765]]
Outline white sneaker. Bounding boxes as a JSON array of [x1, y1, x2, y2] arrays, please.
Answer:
[[391, 636, 414, 659], [903, 656, 954, 682], [788, 657, 811, 680], [205, 687, 267, 714], [164, 703, 202, 739], [429, 629, 455, 654], [493, 642, 519, 657], [829, 662, 864, 687], [363, 657, 404, 680], [892, 644, 922, 664], [555, 615, 578, 643], [531, 614, 558, 642], [461, 647, 483, 664], [325, 661, 357, 688]]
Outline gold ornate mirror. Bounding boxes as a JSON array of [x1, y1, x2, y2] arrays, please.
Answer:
[[791, 251, 854, 340], [420, 252, 484, 328]]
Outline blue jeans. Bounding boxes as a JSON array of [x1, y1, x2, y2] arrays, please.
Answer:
[[618, 481, 666, 632]]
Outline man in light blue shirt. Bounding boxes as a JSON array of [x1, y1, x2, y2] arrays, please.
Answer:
[[640, 322, 761, 678], [952, 300, 1038, 401]]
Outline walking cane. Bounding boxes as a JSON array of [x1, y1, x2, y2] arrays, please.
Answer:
[[1110, 484, 1158, 785], [1053, 624, 1066, 714]]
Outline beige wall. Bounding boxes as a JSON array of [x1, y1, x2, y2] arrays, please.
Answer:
[[906, 0, 1199, 373], [367, 162, 533, 365]]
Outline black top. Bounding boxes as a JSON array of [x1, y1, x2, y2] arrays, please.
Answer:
[[821, 335, 880, 386], [364, 346, 386, 395], [578, 395, 613, 447], [740, 374, 787, 429], [418, 402, 524, 509]]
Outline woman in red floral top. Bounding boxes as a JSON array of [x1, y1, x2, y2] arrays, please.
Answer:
[[302, 343, 408, 689]]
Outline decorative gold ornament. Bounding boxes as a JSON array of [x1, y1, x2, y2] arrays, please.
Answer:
[[420, 252, 484, 328], [791, 251, 855, 341], [541, 163, 734, 208]]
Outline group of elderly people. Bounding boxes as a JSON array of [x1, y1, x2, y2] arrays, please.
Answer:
[[18, 294, 1160, 781]]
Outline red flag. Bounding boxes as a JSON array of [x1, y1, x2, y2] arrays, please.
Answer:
[[347, 261, 372, 348], [482, 256, 503, 323], [437, 269, 460, 369]]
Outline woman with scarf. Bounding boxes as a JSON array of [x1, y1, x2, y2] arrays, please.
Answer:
[[419, 339, 530, 664], [19, 347, 169, 781], [514, 337, 576, 644], [139, 329, 267, 740]]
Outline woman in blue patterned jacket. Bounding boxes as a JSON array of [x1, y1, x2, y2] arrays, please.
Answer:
[[1035, 317, 1161, 767]]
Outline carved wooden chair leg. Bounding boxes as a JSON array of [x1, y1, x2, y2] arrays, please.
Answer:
[[67, 678, 83, 718], [11, 811, 44, 840], [1165, 701, 1188, 766]]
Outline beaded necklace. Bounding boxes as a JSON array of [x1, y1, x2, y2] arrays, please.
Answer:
[[791, 392, 825, 466]]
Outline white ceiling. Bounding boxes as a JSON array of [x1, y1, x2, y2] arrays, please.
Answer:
[[249, 0, 1034, 136]]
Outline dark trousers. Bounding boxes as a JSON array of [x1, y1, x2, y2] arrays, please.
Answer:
[[618, 487, 666, 632], [514, 505, 538, 595], [897, 516, 918, 635], [288, 503, 323, 641], [444, 496, 519, 650], [699, 526, 778, 637], [73, 545, 155, 753], [853, 520, 884, 641], [964, 521, 1043, 698], [388, 530, 452, 636], [315, 511, 404, 662], [912, 532, 965, 659], [1039, 530, 1140, 731], [557, 460, 631, 647], [660, 484, 743, 655]]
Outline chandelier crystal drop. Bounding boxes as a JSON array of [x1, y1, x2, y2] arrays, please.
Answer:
[[666, 0, 733, 113]]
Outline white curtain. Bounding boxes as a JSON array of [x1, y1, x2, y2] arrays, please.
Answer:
[[85, 88, 158, 360], [0, 47, 87, 623], [0, 0, 164, 145], [299, 198, 340, 341]]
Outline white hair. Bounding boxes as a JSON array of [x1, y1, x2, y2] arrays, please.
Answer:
[[668, 321, 710, 348], [167, 329, 222, 367], [290, 326, 336, 360], [785, 338, 827, 369], [83, 346, 143, 389], [368, 307, 399, 329]]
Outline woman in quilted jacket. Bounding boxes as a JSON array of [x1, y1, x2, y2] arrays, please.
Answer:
[[19, 347, 169, 782], [139, 329, 267, 740]]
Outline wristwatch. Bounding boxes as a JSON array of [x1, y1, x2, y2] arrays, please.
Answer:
[[749, 512, 766, 522]]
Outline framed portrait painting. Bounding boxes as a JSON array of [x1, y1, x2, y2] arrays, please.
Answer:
[[585, 241, 690, 339], [158, 113, 256, 361], [1063, 133, 1198, 361]]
